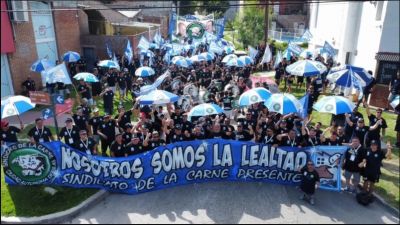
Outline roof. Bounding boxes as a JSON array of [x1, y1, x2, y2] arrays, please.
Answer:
[[81, 0, 129, 23], [118, 10, 141, 19]]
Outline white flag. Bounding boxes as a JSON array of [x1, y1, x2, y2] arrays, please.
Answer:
[[248, 45, 258, 60], [260, 45, 272, 64]]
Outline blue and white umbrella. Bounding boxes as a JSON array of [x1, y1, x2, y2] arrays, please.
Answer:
[[1, 95, 36, 119], [73, 72, 99, 83], [238, 87, 271, 106], [98, 60, 119, 69], [391, 95, 400, 109], [222, 54, 238, 63], [226, 58, 245, 67], [63, 51, 80, 62], [190, 54, 207, 62], [327, 65, 373, 87], [139, 90, 179, 105], [313, 96, 356, 115], [264, 93, 303, 114], [200, 52, 215, 61], [31, 59, 55, 72], [238, 55, 254, 65], [173, 58, 191, 68], [224, 46, 235, 54], [135, 66, 155, 77], [286, 60, 327, 77], [188, 103, 224, 120]]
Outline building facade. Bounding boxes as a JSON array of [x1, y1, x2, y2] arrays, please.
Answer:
[[309, 1, 399, 107]]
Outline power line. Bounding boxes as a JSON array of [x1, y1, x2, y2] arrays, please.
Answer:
[[1, 0, 368, 12]]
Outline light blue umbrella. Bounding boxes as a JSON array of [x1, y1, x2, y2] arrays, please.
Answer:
[[97, 60, 119, 69], [390, 95, 399, 109], [327, 65, 373, 87], [173, 58, 191, 68], [31, 59, 55, 72], [73, 72, 99, 83], [188, 103, 224, 121], [139, 90, 179, 105], [226, 58, 245, 67], [222, 54, 238, 63], [135, 66, 155, 77], [238, 55, 254, 65], [313, 96, 356, 115], [224, 46, 235, 54], [200, 52, 215, 61], [149, 43, 159, 49], [286, 60, 327, 77], [63, 51, 80, 62], [238, 88, 271, 106], [190, 54, 207, 62], [1, 95, 36, 119], [264, 93, 303, 114]]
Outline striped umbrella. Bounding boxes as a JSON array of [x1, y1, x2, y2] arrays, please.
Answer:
[[139, 90, 179, 105], [328, 65, 373, 87], [190, 54, 207, 62], [31, 59, 55, 72], [173, 58, 191, 68], [224, 46, 235, 54], [264, 93, 303, 114], [73, 72, 99, 83], [63, 51, 80, 62], [1, 96, 36, 119], [226, 58, 245, 67], [200, 52, 215, 61], [238, 88, 271, 106], [222, 54, 237, 63], [135, 66, 155, 77], [313, 96, 356, 115], [286, 60, 327, 77], [188, 103, 224, 121], [97, 60, 119, 69], [238, 55, 254, 65], [390, 95, 400, 109]]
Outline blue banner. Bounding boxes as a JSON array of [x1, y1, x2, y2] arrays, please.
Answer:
[[288, 42, 303, 55], [322, 41, 337, 56], [168, 12, 177, 36], [2, 140, 347, 194], [214, 18, 225, 39]]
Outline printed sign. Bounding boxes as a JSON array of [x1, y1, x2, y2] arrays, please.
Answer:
[[29, 91, 51, 105]]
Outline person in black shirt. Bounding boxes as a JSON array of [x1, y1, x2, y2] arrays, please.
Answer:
[[28, 118, 54, 143], [259, 127, 278, 146], [106, 69, 117, 93], [116, 71, 127, 101], [345, 114, 380, 147], [170, 106, 184, 126], [298, 160, 320, 205], [110, 133, 126, 157], [91, 68, 102, 100], [97, 114, 117, 156], [72, 107, 89, 133], [207, 123, 224, 139], [277, 129, 303, 148], [100, 87, 115, 115], [22, 75, 36, 96], [78, 79, 91, 101], [143, 131, 166, 150], [237, 112, 256, 132], [122, 123, 133, 145], [115, 106, 134, 132], [80, 99, 92, 118], [235, 122, 253, 141], [0, 120, 23, 144], [125, 134, 145, 156], [342, 137, 365, 193], [302, 127, 322, 147], [192, 126, 206, 140], [76, 130, 97, 155], [321, 132, 342, 146], [165, 124, 185, 144], [59, 118, 80, 147], [366, 105, 387, 146], [359, 140, 391, 198], [88, 108, 103, 144]]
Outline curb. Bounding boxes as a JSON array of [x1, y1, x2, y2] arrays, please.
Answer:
[[372, 192, 400, 216], [1, 190, 109, 224]]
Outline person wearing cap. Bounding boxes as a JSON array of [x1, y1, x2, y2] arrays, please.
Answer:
[[77, 79, 93, 106], [365, 104, 387, 147], [169, 106, 184, 126], [88, 108, 103, 144], [181, 113, 193, 133], [125, 133, 144, 156], [1, 119, 24, 145], [122, 123, 133, 145], [28, 118, 54, 144], [100, 87, 115, 115], [143, 131, 166, 149], [345, 113, 381, 147], [115, 105, 135, 132], [164, 123, 185, 144], [59, 118, 80, 147], [97, 114, 117, 156], [237, 110, 256, 133], [298, 160, 320, 205], [110, 133, 126, 157], [359, 140, 392, 198], [116, 71, 127, 101], [342, 137, 365, 193], [76, 130, 97, 155], [72, 107, 90, 134], [234, 122, 253, 141]]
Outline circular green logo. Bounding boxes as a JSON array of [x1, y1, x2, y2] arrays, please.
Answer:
[[186, 22, 205, 39], [324, 104, 334, 111], [2, 143, 56, 185], [206, 107, 215, 114], [250, 95, 259, 102], [273, 103, 281, 111]]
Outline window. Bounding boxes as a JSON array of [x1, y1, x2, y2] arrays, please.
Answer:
[[11, 0, 29, 22], [375, 1, 384, 21]]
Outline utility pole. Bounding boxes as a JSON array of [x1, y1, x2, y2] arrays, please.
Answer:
[[264, 0, 269, 45]]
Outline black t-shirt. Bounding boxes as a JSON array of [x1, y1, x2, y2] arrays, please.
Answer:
[[362, 149, 385, 176], [207, 130, 225, 139], [117, 76, 126, 89], [148, 139, 166, 149], [106, 73, 116, 87], [59, 126, 80, 146], [125, 143, 145, 156], [122, 132, 133, 145], [222, 96, 234, 110], [115, 111, 132, 130], [72, 114, 89, 132], [0, 126, 21, 143], [368, 115, 387, 139], [28, 127, 52, 143], [260, 134, 277, 145], [81, 105, 92, 118], [76, 138, 96, 155], [110, 142, 126, 157], [181, 121, 193, 133], [280, 136, 303, 147], [237, 118, 256, 131], [78, 84, 91, 99], [323, 138, 342, 146], [351, 125, 369, 144], [171, 112, 184, 125], [89, 116, 104, 135], [235, 130, 252, 141], [300, 166, 320, 194], [303, 135, 322, 147], [22, 79, 35, 91], [167, 133, 185, 144], [103, 90, 114, 107], [99, 120, 117, 141], [344, 146, 365, 173]]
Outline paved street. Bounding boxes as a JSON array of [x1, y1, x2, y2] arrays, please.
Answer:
[[66, 182, 399, 224]]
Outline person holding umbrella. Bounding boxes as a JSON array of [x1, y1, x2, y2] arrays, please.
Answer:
[[1, 119, 24, 144], [28, 118, 54, 144]]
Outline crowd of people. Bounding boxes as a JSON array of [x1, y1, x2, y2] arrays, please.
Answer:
[[1, 39, 397, 204]]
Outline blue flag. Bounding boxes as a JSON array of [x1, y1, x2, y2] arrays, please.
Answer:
[[125, 39, 133, 64], [274, 51, 282, 69], [214, 18, 225, 39], [106, 43, 113, 59], [301, 29, 313, 42], [288, 42, 302, 55], [168, 11, 177, 36], [298, 93, 310, 119], [323, 41, 336, 56], [248, 45, 258, 60], [137, 36, 150, 51]]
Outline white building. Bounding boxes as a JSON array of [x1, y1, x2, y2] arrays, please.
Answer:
[[309, 1, 399, 107]]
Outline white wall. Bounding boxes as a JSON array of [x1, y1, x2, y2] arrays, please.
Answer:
[[379, 0, 400, 53]]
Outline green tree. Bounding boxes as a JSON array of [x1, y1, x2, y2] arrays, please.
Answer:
[[177, 0, 229, 18]]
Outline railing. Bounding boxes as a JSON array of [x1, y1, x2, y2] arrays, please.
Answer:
[[268, 29, 303, 42]]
